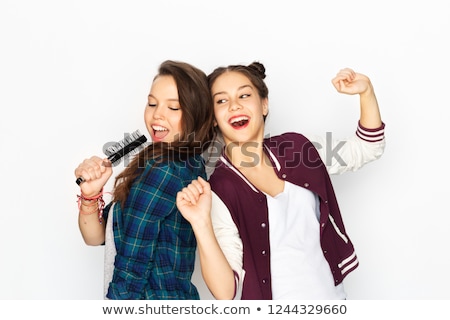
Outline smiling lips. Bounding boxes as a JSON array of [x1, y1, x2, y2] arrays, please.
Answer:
[[151, 125, 169, 141], [229, 115, 250, 129]]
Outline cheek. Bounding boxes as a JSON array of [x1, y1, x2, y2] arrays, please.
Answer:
[[215, 113, 229, 131], [144, 108, 155, 132], [143, 110, 152, 130], [214, 109, 225, 124], [172, 113, 183, 131], [144, 107, 152, 121]]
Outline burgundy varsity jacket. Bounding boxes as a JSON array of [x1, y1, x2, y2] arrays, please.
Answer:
[[209, 132, 359, 300]]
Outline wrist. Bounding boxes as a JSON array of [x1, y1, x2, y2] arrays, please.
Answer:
[[359, 82, 374, 98], [80, 199, 99, 207], [76, 188, 107, 223], [80, 189, 103, 199], [190, 215, 213, 233]]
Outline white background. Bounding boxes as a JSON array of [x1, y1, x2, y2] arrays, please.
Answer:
[[1, 0, 449, 300]]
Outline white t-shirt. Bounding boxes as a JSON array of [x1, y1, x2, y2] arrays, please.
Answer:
[[266, 181, 346, 299]]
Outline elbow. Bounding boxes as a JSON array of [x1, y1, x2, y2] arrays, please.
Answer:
[[204, 277, 236, 300], [207, 274, 238, 300], [212, 291, 235, 300], [81, 235, 104, 246], [84, 240, 103, 246]]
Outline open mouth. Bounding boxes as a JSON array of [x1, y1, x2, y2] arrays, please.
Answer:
[[152, 125, 169, 141], [229, 116, 250, 128]]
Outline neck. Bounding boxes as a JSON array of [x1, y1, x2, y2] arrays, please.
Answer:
[[225, 139, 265, 169]]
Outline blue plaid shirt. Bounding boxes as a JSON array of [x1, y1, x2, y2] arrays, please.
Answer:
[[103, 155, 206, 299]]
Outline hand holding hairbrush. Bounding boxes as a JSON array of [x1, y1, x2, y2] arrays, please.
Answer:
[[75, 130, 147, 185]]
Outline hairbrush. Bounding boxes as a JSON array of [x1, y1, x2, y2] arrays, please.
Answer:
[[75, 130, 148, 185]]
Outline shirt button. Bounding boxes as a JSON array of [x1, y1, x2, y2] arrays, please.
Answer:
[[261, 222, 266, 228], [281, 173, 287, 179]]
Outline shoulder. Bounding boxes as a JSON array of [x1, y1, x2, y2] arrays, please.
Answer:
[[174, 154, 207, 184], [142, 154, 206, 189], [143, 154, 204, 174], [134, 158, 182, 194], [265, 132, 310, 144], [208, 162, 240, 192], [264, 132, 316, 152], [209, 169, 243, 217], [264, 132, 323, 168], [209, 162, 232, 185]]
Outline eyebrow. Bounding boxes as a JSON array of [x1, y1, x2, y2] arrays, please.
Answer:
[[212, 84, 253, 98]]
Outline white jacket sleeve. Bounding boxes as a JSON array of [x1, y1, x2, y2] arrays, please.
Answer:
[[210, 191, 245, 300], [305, 122, 386, 175]]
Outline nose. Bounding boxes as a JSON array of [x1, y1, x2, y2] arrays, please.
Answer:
[[229, 99, 242, 111], [152, 105, 164, 119]]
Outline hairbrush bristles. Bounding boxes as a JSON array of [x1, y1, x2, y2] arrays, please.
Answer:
[[75, 130, 148, 185], [104, 130, 148, 166]]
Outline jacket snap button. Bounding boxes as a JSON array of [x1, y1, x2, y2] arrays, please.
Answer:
[[281, 173, 287, 179]]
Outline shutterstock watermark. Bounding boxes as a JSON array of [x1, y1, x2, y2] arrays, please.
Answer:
[[311, 132, 347, 167], [102, 132, 347, 170]]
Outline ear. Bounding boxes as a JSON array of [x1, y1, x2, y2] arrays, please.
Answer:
[[213, 118, 218, 127], [262, 97, 269, 116]]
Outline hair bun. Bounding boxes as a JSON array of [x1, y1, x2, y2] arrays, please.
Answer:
[[248, 62, 266, 79]]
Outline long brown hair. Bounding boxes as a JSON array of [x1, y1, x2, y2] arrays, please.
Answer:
[[113, 60, 215, 206]]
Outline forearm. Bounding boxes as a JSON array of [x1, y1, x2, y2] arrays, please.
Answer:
[[77, 189, 107, 245], [191, 221, 236, 300], [78, 210, 105, 246], [359, 84, 382, 129]]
